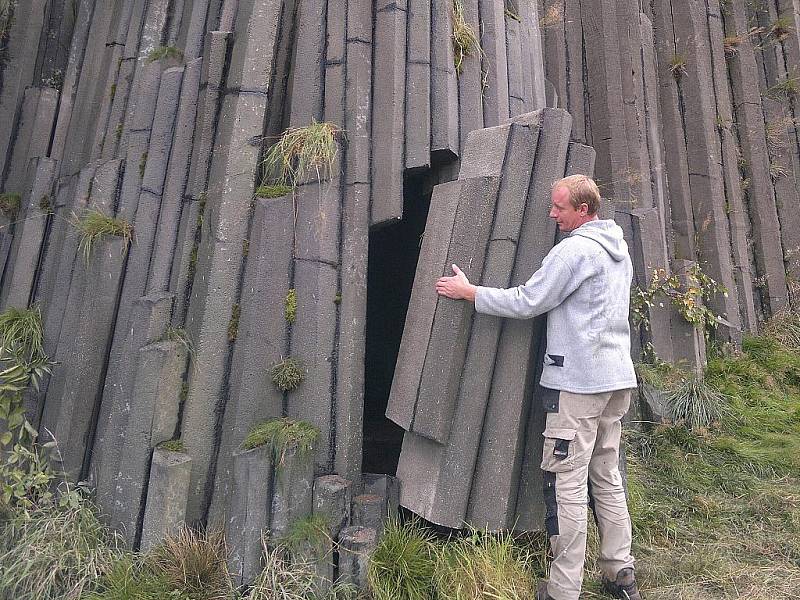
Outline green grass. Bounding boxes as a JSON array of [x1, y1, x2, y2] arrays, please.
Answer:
[[285, 289, 297, 324], [255, 184, 293, 199], [0, 192, 21, 217], [243, 417, 318, 465], [368, 517, 437, 600], [0, 500, 121, 599], [0, 306, 47, 367], [82, 555, 188, 600], [157, 439, 185, 453], [70, 209, 133, 264], [766, 76, 800, 99], [145, 46, 183, 64], [227, 303, 240, 343], [260, 121, 339, 188], [270, 357, 305, 392], [625, 332, 800, 598], [280, 514, 330, 556]]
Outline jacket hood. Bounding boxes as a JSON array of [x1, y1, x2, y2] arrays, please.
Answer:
[[569, 219, 629, 262]]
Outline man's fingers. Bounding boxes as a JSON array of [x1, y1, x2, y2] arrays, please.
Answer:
[[452, 264, 462, 276]]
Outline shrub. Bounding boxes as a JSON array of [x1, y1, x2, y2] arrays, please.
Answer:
[[157, 439, 185, 453], [368, 518, 437, 600]]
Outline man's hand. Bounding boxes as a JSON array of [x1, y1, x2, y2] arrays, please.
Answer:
[[435, 264, 477, 302]]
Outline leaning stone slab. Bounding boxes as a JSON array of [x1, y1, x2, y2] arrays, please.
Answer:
[[140, 449, 192, 551], [337, 526, 377, 589], [406, 125, 512, 444], [111, 341, 187, 547], [226, 446, 273, 586]]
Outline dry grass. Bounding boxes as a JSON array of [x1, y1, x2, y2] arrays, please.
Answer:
[[452, 0, 483, 74], [260, 121, 339, 188], [70, 209, 133, 264], [146, 527, 231, 600], [539, 3, 562, 29]]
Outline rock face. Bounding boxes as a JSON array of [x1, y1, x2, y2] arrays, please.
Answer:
[[0, 0, 798, 577]]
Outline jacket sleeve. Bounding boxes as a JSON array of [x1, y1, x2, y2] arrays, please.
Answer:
[[474, 251, 589, 319]]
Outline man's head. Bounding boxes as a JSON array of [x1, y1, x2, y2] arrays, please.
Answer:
[[549, 175, 601, 232]]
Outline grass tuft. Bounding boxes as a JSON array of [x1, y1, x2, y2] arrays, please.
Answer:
[[761, 308, 800, 348], [162, 326, 194, 360], [242, 417, 319, 465], [452, 0, 483, 74], [284, 289, 297, 324], [434, 527, 537, 600], [723, 34, 744, 56], [368, 517, 437, 600], [70, 209, 133, 264], [766, 76, 800, 99], [255, 184, 293, 199], [668, 54, 687, 80], [768, 15, 794, 42], [270, 357, 305, 392], [0, 192, 21, 217], [145, 46, 183, 64], [82, 555, 182, 600], [664, 375, 729, 430], [260, 121, 339, 188], [146, 527, 230, 600], [280, 514, 330, 556], [38, 194, 53, 214], [248, 544, 316, 600], [0, 306, 47, 367]]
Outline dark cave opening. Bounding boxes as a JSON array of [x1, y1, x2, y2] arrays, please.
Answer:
[[362, 171, 435, 475]]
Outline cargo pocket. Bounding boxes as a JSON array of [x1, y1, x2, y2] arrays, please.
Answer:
[[540, 427, 577, 472]]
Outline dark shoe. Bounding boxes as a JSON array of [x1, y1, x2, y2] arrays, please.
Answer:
[[535, 580, 554, 600], [601, 567, 642, 600]]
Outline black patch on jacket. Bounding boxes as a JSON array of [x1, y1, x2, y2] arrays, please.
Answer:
[[554, 438, 570, 460], [547, 354, 565, 367]]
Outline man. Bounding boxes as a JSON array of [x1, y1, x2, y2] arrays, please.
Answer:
[[435, 175, 641, 600]]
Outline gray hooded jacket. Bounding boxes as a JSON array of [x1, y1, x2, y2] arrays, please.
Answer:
[[474, 219, 637, 394]]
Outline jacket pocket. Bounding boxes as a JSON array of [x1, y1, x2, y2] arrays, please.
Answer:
[[541, 427, 577, 472]]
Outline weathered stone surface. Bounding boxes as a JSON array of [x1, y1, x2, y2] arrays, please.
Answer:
[[337, 526, 377, 589], [111, 341, 187, 547], [270, 444, 314, 540], [289, 0, 326, 125], [479, 0, 510, 126], [140, 449, 192, 551], [41, 235, 129, 480], [209, 195, 293, 525], [430, 0, 459, 156], [287, 260, 338, 472], [362, 473, 400, 517], [1, 158, 56, 311], [181, 0, 283, 522], [226, 446, 273, 585], [351, 494, 386, 536], [405, 0, 431, 170], [313, 475, 351, 540], [370, 0, 407, 226]]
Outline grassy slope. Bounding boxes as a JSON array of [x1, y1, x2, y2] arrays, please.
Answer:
[[612, 336, 800, 599]]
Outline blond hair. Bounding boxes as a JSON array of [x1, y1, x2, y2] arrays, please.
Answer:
[[553, 174, 601, 215]]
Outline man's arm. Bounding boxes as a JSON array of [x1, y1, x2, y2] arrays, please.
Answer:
[[435, 251, 586, 319]]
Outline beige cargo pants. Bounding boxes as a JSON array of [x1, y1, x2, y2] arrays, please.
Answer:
[[540, 388, 636, 600]]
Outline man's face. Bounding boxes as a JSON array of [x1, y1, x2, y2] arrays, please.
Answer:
[[549, 186, 587, 232]]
